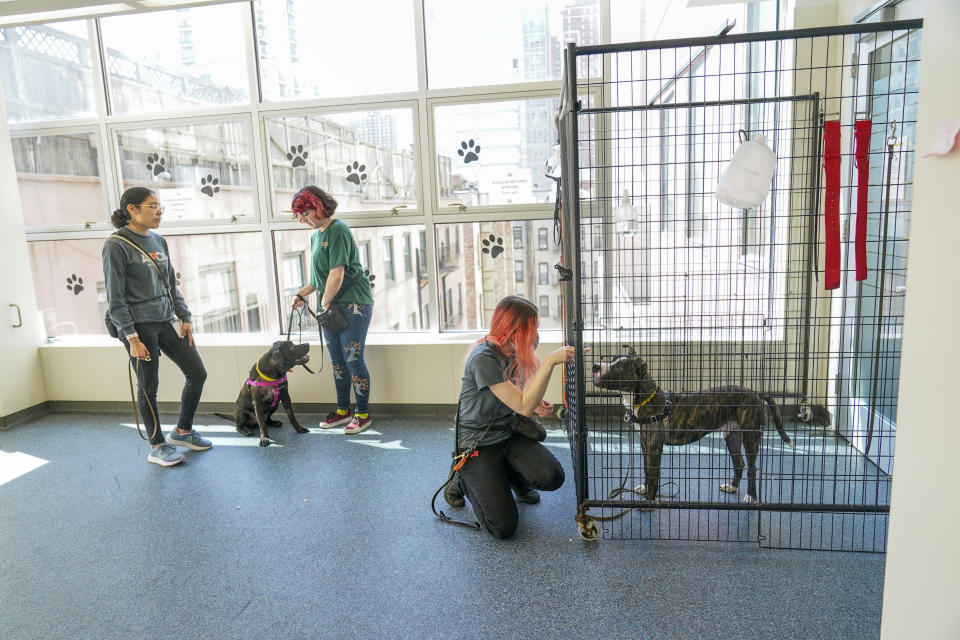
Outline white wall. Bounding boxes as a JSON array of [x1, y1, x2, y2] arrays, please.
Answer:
[[0, 80, 47, 418], [874, 0, 960, 636], [37, 335, 564, 407]]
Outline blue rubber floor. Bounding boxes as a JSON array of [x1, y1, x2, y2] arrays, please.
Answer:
[[0, 411, 886, 640]]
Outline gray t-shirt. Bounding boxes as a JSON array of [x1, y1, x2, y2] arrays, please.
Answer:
[[456, 342, 515, 450], [102, 227, 191, 337]]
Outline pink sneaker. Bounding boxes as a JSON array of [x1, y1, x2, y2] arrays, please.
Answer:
[[344, 414, 372, 435], [319, 409, 353, 429]]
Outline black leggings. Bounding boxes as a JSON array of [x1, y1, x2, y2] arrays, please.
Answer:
[[122, 321, 207, 445], [458, 433, 565, 539]]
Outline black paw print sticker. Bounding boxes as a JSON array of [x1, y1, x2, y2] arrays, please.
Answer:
[[458, 139, 480, 164], [66, 274, 84, 295], [287, 145, 309, 167], [146, 153, 167, 177], [481, 234, 504, 259], [363, 268, 376, 290], [346, 161, 367, 186], [200, 175, 219, 197]]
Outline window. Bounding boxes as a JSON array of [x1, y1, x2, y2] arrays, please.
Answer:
[[358, 241, 371, 270], [424, 0, 601, 89], [513, 226, 523, 249], [115, 120, 256, 224], [265, 107, 418, 215], [435, 221, 561, 330], [12, 131, 105, 228], [280, 252, 305, 298], [539, 295, 549, 317], [434, 97, 561, 207], [403, 233, 412, 274], [166, 232, 273, 334], [256, 0, 416, 101], [101, 4, 251, 114], [383, 237, 395, 282], [1, 21, 97, 123], [538, 227, 548, 249], [538, 262, 549, 285], [197, 263, 239, 332], [29, 233, 274, 337], [245, 293, 262, 333], [418, 231, 428, 271], [274, 225, 427, 333]]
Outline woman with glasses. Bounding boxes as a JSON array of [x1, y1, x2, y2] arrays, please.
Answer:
[[102, 186, 210, 467], [290, 186, 375, 435]]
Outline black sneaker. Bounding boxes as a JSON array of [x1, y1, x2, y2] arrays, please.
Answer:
[[443, 463, 465, 508], [513, 486, 540, 504]]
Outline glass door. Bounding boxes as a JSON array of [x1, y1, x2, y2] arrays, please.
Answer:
[[838, 30, 921, 475]]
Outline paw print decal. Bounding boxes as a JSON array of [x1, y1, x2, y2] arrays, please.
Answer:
[[287, 145, 309, 167], [146, 153, 167, 178], [200, 175, 219, 197], [481, 234, 504, 259], [363, 268, 376, 290], [458, 139, 480, 164], [66, 274, 84, 295], [346, 161, 367, 186]]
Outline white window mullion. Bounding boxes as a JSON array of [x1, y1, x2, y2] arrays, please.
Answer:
[[415, 0, 440, 334]]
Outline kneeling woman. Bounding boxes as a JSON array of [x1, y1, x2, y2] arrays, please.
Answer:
[[447, 296, 575, 539]]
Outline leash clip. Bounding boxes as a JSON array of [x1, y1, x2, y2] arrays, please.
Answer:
[[452, 450, 479, 471]]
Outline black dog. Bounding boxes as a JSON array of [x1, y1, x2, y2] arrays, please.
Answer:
[[592, 346, 792, 503], [215, 340, 311, 447]]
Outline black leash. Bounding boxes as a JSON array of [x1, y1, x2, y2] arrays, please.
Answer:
[[125, 356, 160, 442], [431, 401, 500, 531], [286, 302, 321, 374]]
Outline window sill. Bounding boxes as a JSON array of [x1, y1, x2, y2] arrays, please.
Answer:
[[39, 329, 565, 349]]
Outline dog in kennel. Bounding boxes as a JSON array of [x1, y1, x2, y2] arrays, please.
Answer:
[[592, 346, 793, 503]]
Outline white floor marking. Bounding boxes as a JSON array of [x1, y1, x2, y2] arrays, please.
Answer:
[[0, 450, 49, 487], [347, 439, 409, 450]]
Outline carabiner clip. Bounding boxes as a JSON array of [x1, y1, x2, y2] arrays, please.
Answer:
[[452, 450, 478, 472]]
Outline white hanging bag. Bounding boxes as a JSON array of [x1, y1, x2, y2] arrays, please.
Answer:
[[715, 131, 777, 209]]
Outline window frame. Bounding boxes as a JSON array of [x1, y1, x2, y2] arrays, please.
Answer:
[[11, 2, 621, 337]]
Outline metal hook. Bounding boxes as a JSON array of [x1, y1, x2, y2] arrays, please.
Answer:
[[737, 129, 747, 143], [887, 120, 898, 146]]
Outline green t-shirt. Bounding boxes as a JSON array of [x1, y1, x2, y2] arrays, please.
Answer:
[[309, 219, 374, 306]]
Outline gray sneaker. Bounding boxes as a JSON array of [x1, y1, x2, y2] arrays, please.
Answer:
[[166, 429, 212, 451], [148, 443, 184, 467]]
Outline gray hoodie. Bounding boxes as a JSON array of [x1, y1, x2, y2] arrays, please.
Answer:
[[102, 227, 192, 337]]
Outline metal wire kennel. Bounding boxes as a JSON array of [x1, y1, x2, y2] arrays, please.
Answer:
[[557, 19, 922, 550]]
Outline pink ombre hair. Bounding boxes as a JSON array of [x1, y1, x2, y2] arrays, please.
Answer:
[[291, 186, 337, 219], [480, 296, 540, 386]]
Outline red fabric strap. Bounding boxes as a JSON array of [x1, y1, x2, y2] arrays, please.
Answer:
[[823, 120, 842, 290], [854, 120, 872, 281]]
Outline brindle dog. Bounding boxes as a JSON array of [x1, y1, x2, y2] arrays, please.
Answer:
[[216, 340, 311, 447], [592, 346, 792, 503]]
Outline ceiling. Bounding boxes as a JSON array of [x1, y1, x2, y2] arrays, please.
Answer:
[[0, 0, 240, 27]]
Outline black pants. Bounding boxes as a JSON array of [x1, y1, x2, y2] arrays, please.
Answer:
[[458, 433, 565, 539], [122, 321, 207, 445]]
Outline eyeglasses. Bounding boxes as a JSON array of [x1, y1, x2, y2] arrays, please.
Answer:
[[137, 203, 164, 212]]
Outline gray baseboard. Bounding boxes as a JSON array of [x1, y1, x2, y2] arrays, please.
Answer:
[[0, 402, 52, 430]]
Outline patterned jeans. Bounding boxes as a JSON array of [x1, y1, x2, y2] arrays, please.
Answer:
[[322, 303, 372, 413]]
